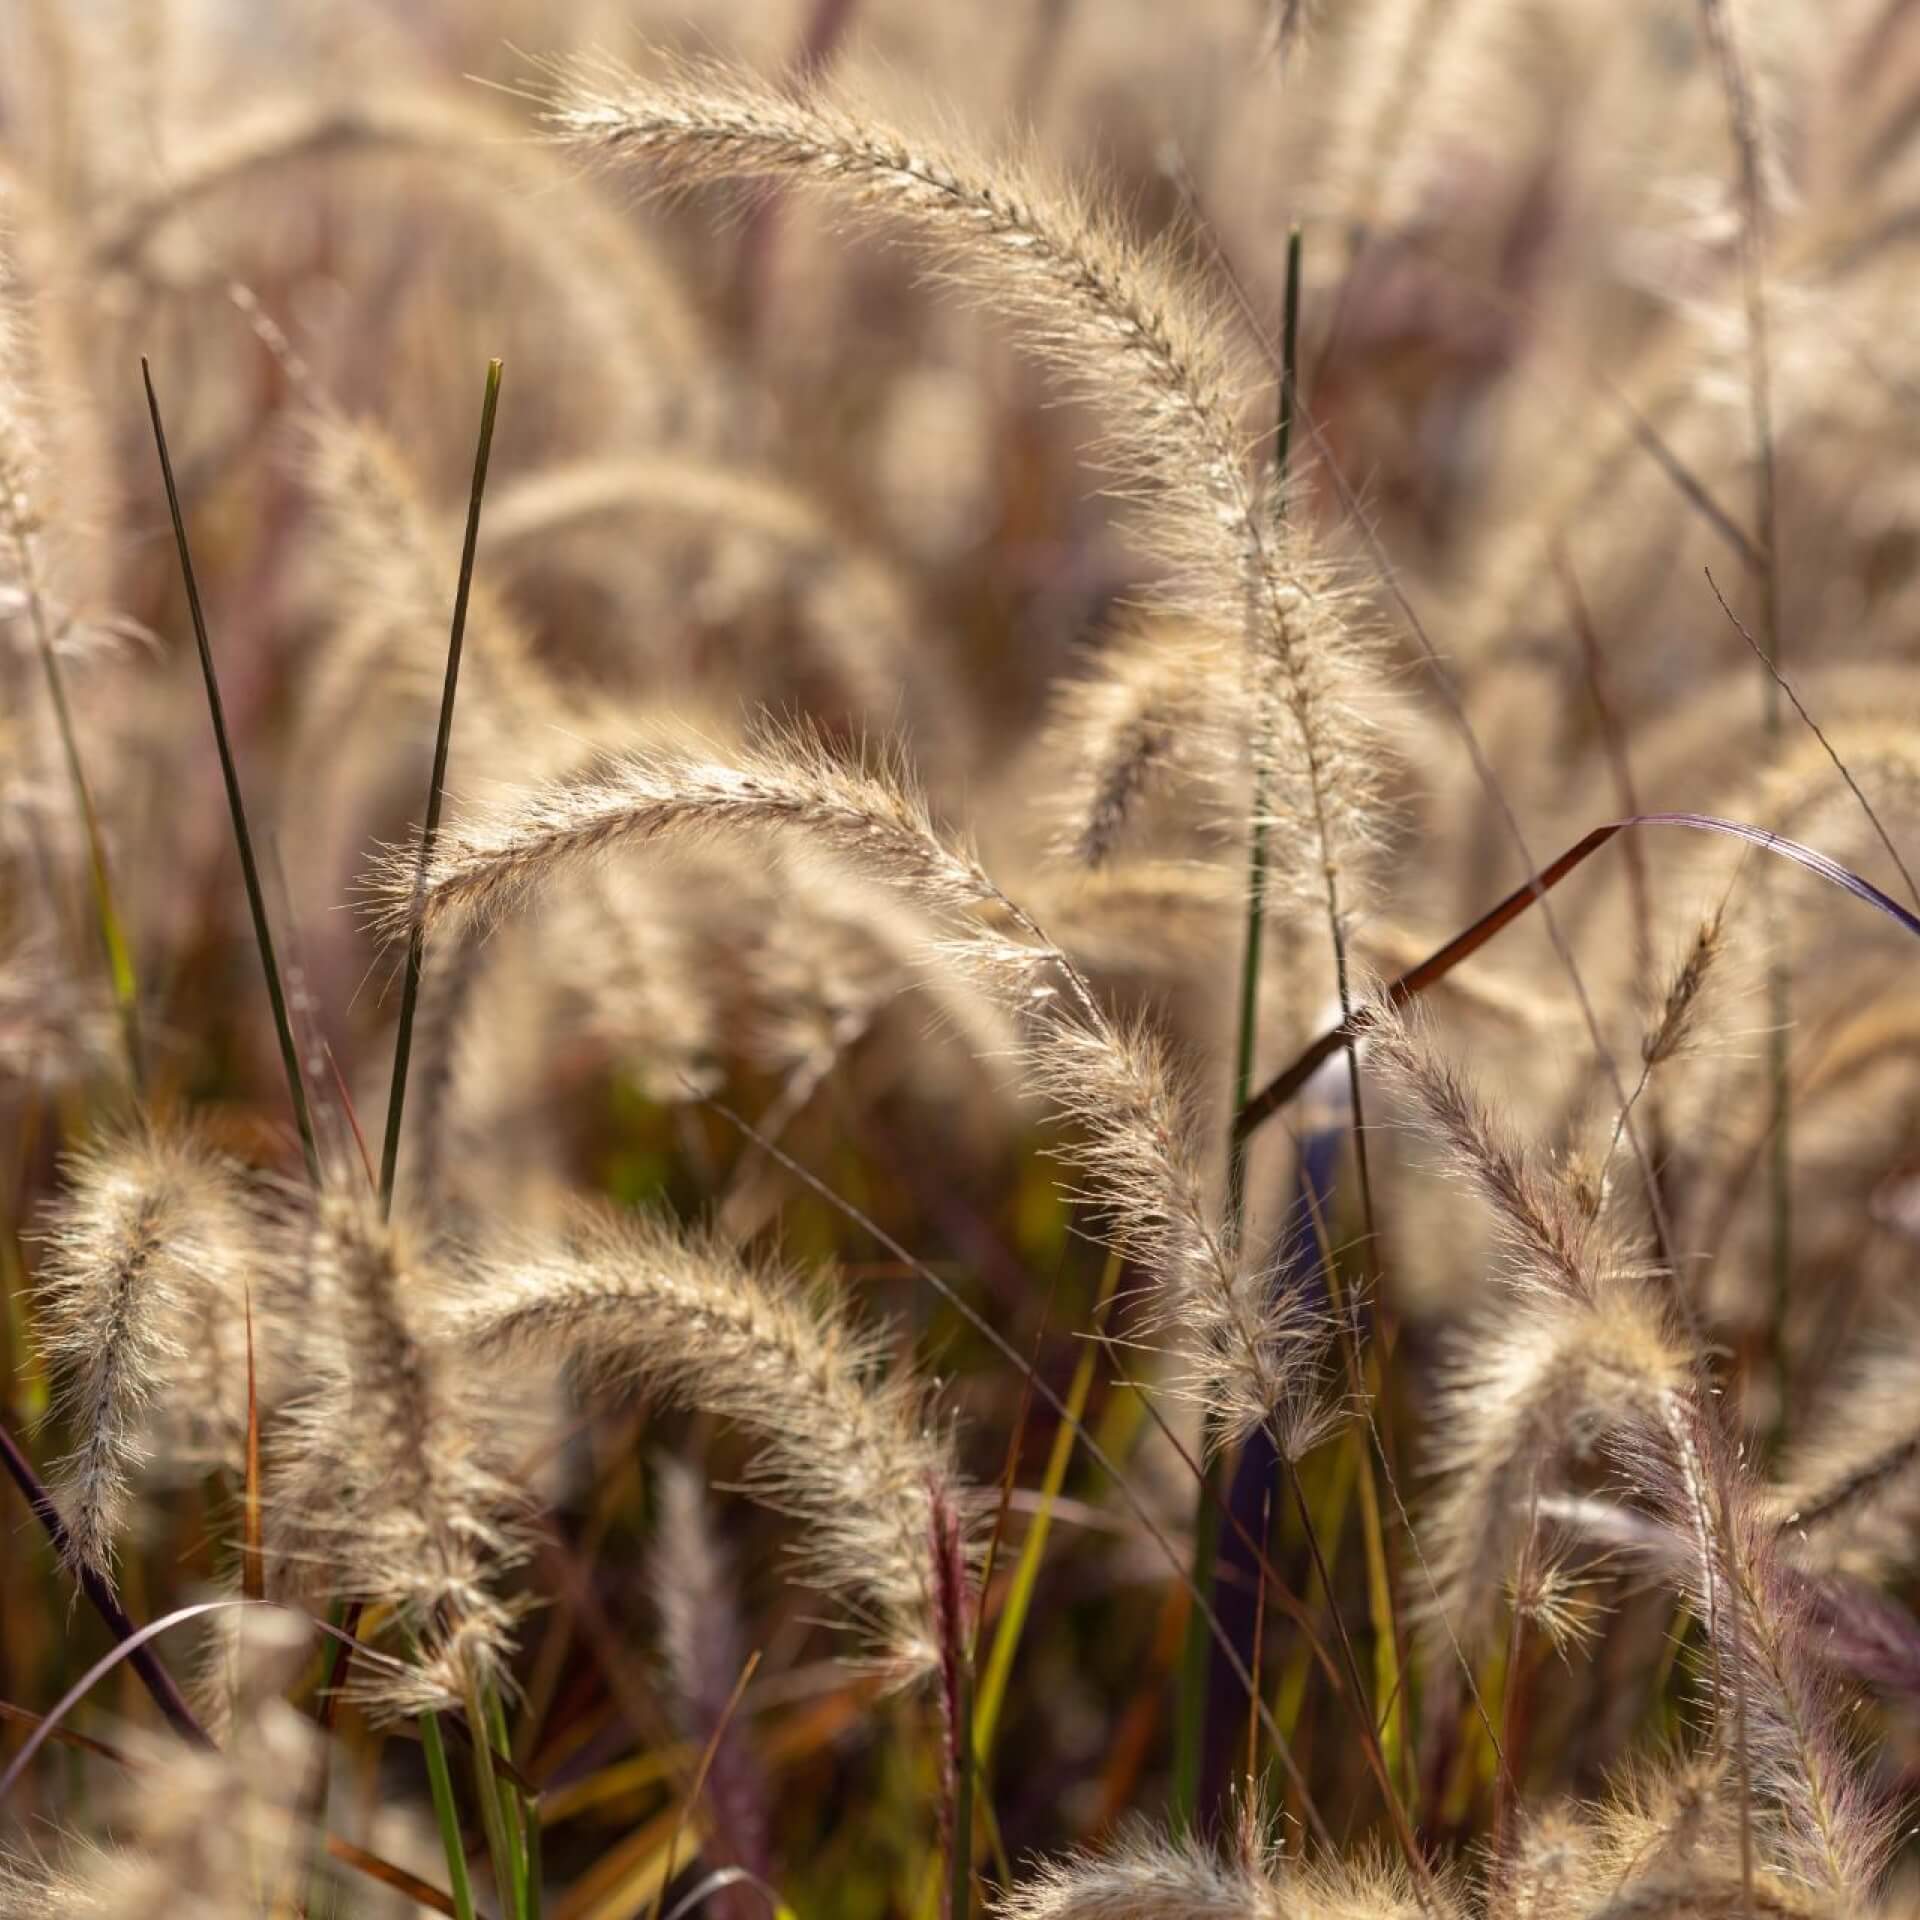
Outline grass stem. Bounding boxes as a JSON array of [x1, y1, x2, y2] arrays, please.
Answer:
[[420, 1708, 479, 1920], [484, 1680, 530, 1915], [949, 1647, 974, 1920], [1174, 220, 1303, 1835], [0, 1415, 210, 1747], [18, 570, 144, 1093], [465, 1672, 519, 1920], [379, 359, 503, 1215], [972, 1249, 1123, 1765], [142, 358, 319, 1183]]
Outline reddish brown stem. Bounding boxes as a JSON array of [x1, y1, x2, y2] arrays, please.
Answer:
[[0, 1417, 212, 1748]]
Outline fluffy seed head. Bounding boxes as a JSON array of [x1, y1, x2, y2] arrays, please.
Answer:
[[371, 721, 1005, 951], [993, 1807, 1450, 1919], [34, 1125, 259, 1588], [1423, 1286, 1692, 1654], [1774, 1308, 1920, 1582], [1367, 1003, 1627, 1309], [1029, 1008, 1338, 1453], [446, 1204, 971, 1684], [269, 1184, 519, 1717], [1642, 908, 1727, 1071], [1040, 622, 1237, 867]]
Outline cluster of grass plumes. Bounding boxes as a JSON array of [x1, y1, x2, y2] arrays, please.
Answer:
[[539, 48, 1384, 927], [12, 4, 1920, 1918], [380, 719, 1340, 1452]]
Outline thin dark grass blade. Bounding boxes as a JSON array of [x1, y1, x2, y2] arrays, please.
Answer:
[[1612, 377, 1762, 573], [0, 1696, 133, 1768], [1238, 812, 1920, 1140], [0, 1598, 244, 1799], [1559, 546, 1654, 990], [0, 1416, 211, 1748], [1707, 565, 1920, 911], [141, 359, 321, 1184], [455, 1717, 539, 1798], [326, 1040, 379, 1192], [379, 358, 504, 1214], [315, 1601, 365, 1735]]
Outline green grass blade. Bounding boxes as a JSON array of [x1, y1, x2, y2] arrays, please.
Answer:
[[481, 1674, 529, 1919], [949, 1649, 974, 1920], [420, 1709, 479, 1920], [972, 1247, 1124, 1765], [141, 358, 319, 1184], [28, 624, 144, 1093], [380, 358, 503, 1215], [466, 1670, 520, 1920], [1174, 220, 1303, 1835]]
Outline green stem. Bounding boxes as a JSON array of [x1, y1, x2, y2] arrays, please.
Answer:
[[524, 1793, 543, 1920], [466, 1672, 519, 1920], [1174, 220, 1303, 1835], [380, 359, 503, 1216], [972, 1250, 1123, 1764], [142, 359, 319, 1182], [484, 1675, 530, 1919], [420, 1710, 478, 1920], [1224, 222, 1302, 1219], [1171, 1466, 1224, 1831], [8, 512, 144, 1091], [949, 1649, 974, 1920], [297, 1599, 366, 1917]]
